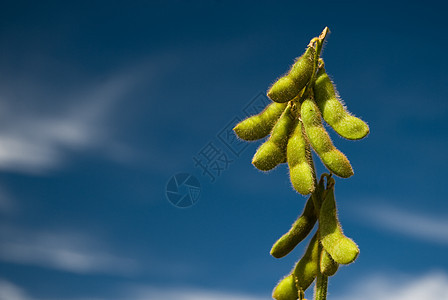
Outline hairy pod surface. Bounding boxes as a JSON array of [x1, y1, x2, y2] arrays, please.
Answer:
[[320, 248, 339, 276], [267, 47, 315, 103], [300, 98, 354, 178], [272, 274, 299, 300], [234, 102, 287, 141], [271, 196, 317, 258], [293, 232, 319, 291], [313, 67, 369, 140], [319, 186, 359, 265], [252, 105, 294, 171], [287, 119, 315, 195], [267, 77, 301, 104]]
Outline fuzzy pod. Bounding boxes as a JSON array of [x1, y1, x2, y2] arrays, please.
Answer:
[[319, 186, 359, 265], [287, 119, 315, 195], [313, 67, 369, 140], [267, 77, 301, 104], [233, 102, 287, 141], [271, 196, 317, 258], [267, 47, 316, 103], [272, 274, 299, 300], [293, 232, 319, 291], [252, 105, 294, 171], [300, 98, 354, 178], [320, 248, 339, 276]]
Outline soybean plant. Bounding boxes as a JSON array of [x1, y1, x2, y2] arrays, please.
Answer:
[[233, 27, 369, 300]]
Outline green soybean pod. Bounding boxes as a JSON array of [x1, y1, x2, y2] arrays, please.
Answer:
[[252, 105, 294, 171], [320, 248, 339, 276], [272, 274, 299, 300], [233, 102, 287, 141], [293, 232, 319, 291], [287, 119, 315, 195], [319, 186, 359, 265], [300, 98, 354, 178], [267, 47, 316, 103], [271, 195, 317, 258], [313, 67, 369, 140]]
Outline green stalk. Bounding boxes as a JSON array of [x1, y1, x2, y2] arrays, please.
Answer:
[[314, 272, 328, 300], [313, 234, 328, 300], [302, 27, 329, 101], [306, 28, 330, 300]]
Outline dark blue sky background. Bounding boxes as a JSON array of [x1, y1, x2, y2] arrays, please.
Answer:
[[0, 1, 447, 299]]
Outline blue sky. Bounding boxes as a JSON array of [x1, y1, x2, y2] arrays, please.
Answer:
[[0, 1, 447, 299]]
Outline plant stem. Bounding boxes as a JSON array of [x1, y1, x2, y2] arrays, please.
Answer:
[[314, 272, 328, 300], [309, 49, 329, 296], [302, 28, 331, 300], [303, 27, 328, 101], [313, 202, 329, 300], [306, 27, 329, 213]]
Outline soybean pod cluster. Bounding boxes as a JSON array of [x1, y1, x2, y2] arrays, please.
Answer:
[[272, 175, 359, 300], [232, 27, 369, 300]]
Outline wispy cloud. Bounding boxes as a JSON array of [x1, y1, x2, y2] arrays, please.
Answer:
[[123, 286, 267, 300], [333, 271, 448, 300], [0, 279, 105, 300], [3, 272, 448, 300], [0, 65, 146, 174], [0, 279, 31, 300], [0, 226, 138, 275], [0, 280, 267, 300], [354, 204, 448, 245]]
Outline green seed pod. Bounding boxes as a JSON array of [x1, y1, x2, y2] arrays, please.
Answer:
[[268, 47, 316, 103], [267, 77, 301, 104], [320, 248, 339, 276], [319, 185, 359, 265], [272, 274, 299, 300], [287, 119, 315, 195], [293, 232, 319, 291], [271, 195, 317, 258], [233, 102, 287, 141], [300, 98, 354, 178], [252, 105, 294, 171], [313, 67, 369, 140]]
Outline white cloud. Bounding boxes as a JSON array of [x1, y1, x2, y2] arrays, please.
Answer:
[[0, 66, 143, 174], [130, 273, 448, 300], [355, 204, 448, 245], [0, 227, 138, 275], [0, 279, 267, 300], [3, 272, 447, 300], [332, 271, 448, 300], [0, 279, 104, 300], [0, 280, 31, 300], [124, 286, 267, 300]]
